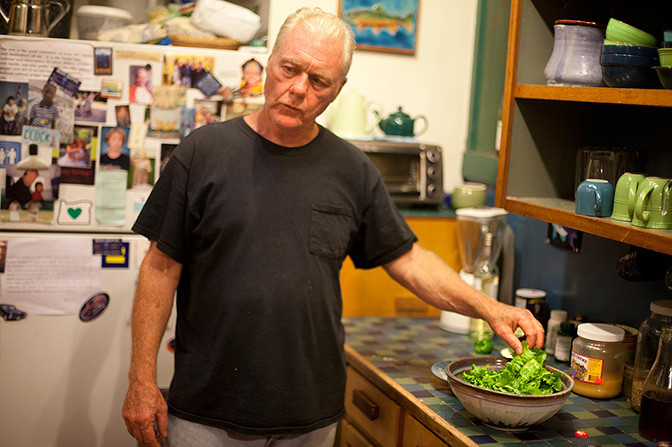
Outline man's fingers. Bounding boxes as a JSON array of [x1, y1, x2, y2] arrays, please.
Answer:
[[156, 408, 169, 438], [140, 423, 161, 447], [500, 331, 524, 356]]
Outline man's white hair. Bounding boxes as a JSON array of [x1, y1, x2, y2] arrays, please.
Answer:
[[270, 7, 356, 79]]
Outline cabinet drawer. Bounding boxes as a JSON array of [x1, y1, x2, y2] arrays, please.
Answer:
[[345, 366, 403, 447], [402, 414, 448, 447], [340, 419, 376, 447]]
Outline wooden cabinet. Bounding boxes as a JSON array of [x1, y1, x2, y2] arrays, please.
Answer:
[[402, 414, 449, 447], [344, 366, 404, 447], [340, 217, 461, 317], [340, 419, 376, 447], [496, 0, 672, 255]]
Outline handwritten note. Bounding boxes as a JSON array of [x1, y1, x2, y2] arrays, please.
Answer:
[[1, 238, 102, 314]]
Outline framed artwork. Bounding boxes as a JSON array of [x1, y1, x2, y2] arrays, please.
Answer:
[[339, 0, 420, 55]]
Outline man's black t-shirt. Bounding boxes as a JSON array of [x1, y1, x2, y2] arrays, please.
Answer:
[[132, 117, 417, 435]]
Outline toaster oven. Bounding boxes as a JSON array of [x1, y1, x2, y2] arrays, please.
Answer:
[[349, 140, 444, 206]]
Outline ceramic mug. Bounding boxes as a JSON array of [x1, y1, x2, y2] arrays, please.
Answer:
[[575, 179, 614, 217], [451, 183, 487, 209], [632, 177, 672, 229], [611, 172, 646, 221]]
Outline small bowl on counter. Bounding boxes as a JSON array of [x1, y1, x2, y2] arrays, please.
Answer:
[[445, 357, 574, 432]]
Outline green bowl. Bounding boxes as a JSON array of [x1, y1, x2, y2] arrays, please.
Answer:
[[606, 18, 658, 47], [654, 66, 672, 89], [658, 48, 672, 66]]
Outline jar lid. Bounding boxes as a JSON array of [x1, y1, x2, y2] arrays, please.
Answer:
[[554, 19, 607, 28], [550, 309, 568, 321], [515, 288, 547, 300], [577, 323, 625, 342], [651, 300, 672, 317], [77, 5, 134, 22]]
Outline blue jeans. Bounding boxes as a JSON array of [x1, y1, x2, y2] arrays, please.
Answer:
[[165, 414, 338, 447]]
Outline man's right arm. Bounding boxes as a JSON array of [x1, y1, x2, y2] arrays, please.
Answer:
[[122, 241, 182, 447]]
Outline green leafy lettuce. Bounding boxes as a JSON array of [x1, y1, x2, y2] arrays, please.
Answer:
[[461, 342, 563, 395]]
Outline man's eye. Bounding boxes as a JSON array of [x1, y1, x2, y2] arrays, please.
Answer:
[[283, 66, 296, 73], [311, 77, 325, 87]]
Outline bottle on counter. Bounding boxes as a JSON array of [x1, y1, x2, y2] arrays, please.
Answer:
[[554, 321, 576, 363], [469, 232, 499, 341], [515, 288, 551, 330], [545, 309, 568, 355], [638, 326, 672, 444], [571, 323, 626, 399], [632, 300, 672, 413]]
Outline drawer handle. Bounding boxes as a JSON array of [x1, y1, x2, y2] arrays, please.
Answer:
[[352, 389, 379, 421]]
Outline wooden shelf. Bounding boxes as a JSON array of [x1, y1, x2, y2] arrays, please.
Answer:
[[514, 84, 672, 107], [504, 197, 672, 255]]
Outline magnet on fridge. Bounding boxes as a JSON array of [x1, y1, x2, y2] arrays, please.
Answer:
[[79, 293, 109, 322], [101, 242, 129, 268]]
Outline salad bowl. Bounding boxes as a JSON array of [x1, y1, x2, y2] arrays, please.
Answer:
[[446, 356, 574, 431]]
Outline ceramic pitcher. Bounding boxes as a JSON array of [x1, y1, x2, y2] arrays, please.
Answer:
[[544, 20, 606, 87], [330, 90, 383, 139]]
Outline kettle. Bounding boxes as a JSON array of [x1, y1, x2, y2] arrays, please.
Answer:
[[330, 90, 383, 139], [376, 106, 428, 137], [1, 0, 70, 37]]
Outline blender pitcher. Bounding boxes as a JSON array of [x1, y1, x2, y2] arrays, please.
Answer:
[[439, 207, 514, 334]]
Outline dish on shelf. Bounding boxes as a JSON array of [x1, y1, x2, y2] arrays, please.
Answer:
[[600, 61, 661, 89], [654, 66, 672, 89], [606, 18, 658, 47], [602, 43, 659, 58], [445, 357, 574, 431], [658, 48, 672, 67]]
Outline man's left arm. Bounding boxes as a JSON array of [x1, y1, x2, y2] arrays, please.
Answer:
[[382, 243, 544, 355]]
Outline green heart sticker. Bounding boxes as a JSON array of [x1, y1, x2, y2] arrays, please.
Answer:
[[67, 208, 82, 219]]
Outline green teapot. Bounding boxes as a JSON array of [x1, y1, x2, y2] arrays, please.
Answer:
[[376, 107, 428, 137]]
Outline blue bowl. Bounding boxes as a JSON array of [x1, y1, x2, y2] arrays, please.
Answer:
[[601, 64, 662, 88], [602, 44, 659, 58], [600, 53, 658, 67]]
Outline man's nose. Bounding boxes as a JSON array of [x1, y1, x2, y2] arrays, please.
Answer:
[[289, 73, 309, 96]]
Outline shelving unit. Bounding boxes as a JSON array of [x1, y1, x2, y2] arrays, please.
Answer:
[[496, 0, 672, 256]]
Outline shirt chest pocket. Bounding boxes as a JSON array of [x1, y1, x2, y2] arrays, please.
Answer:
[[309, 203, 354, 260]]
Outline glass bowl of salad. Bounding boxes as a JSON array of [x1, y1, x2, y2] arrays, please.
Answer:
[[445, 343, 574, 431]]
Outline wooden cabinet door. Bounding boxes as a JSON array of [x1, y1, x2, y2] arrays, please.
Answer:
[[340, 419, 376, 447], [344, 367, 403, 447], [401, 414, 449, 447]]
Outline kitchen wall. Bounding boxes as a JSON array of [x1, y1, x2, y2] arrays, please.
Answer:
[[267, 0, 478, 192], [509, 214, 670, 330]]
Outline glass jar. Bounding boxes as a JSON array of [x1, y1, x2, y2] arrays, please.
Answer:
[[571, 323, 626, 399], [632, 300, 672, 412], [638, 326, 672, 443]]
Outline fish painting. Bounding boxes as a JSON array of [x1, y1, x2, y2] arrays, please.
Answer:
[[340, 0, 419, 54], [343, 4, 414, 36]]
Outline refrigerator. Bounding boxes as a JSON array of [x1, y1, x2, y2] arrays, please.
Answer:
[[0, 35, 268, 446]]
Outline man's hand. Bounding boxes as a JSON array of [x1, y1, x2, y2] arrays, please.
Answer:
[[487, 301, 545, 355], [122, 380, 168, 447]]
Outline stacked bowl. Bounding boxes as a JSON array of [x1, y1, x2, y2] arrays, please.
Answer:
[[655, 31, 672, 89], [601, 18, 661, 88]]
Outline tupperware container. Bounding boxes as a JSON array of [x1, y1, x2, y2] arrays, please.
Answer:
[[76, 6, 133, 41]]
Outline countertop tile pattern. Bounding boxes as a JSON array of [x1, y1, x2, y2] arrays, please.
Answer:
[[343, 317, 656, 447]]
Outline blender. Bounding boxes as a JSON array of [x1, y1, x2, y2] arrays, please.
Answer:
[[439, 207, 514, 334]]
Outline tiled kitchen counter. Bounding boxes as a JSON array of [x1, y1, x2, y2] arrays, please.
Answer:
[[343, 317, 655, 447]]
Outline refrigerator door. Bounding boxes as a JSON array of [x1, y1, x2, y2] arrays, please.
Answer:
[[0, 233, 175, 447]]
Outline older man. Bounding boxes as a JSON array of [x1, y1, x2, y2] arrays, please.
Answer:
[[123, 7, 544, 447]]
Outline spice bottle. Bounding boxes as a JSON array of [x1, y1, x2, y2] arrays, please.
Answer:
[[545, 309, 568, 355], [554, 321, 576, 363], [632, 300, 672, 412], [638, 326, 672, 444], [571, 323, 626, 399]]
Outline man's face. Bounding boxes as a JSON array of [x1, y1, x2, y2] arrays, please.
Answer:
[[136, 70, 148, 87], [23, 170, 38, 185], [262, 23, 346, 134]]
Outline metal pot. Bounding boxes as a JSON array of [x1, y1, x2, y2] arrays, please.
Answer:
[[0, 0, 70, 37]]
